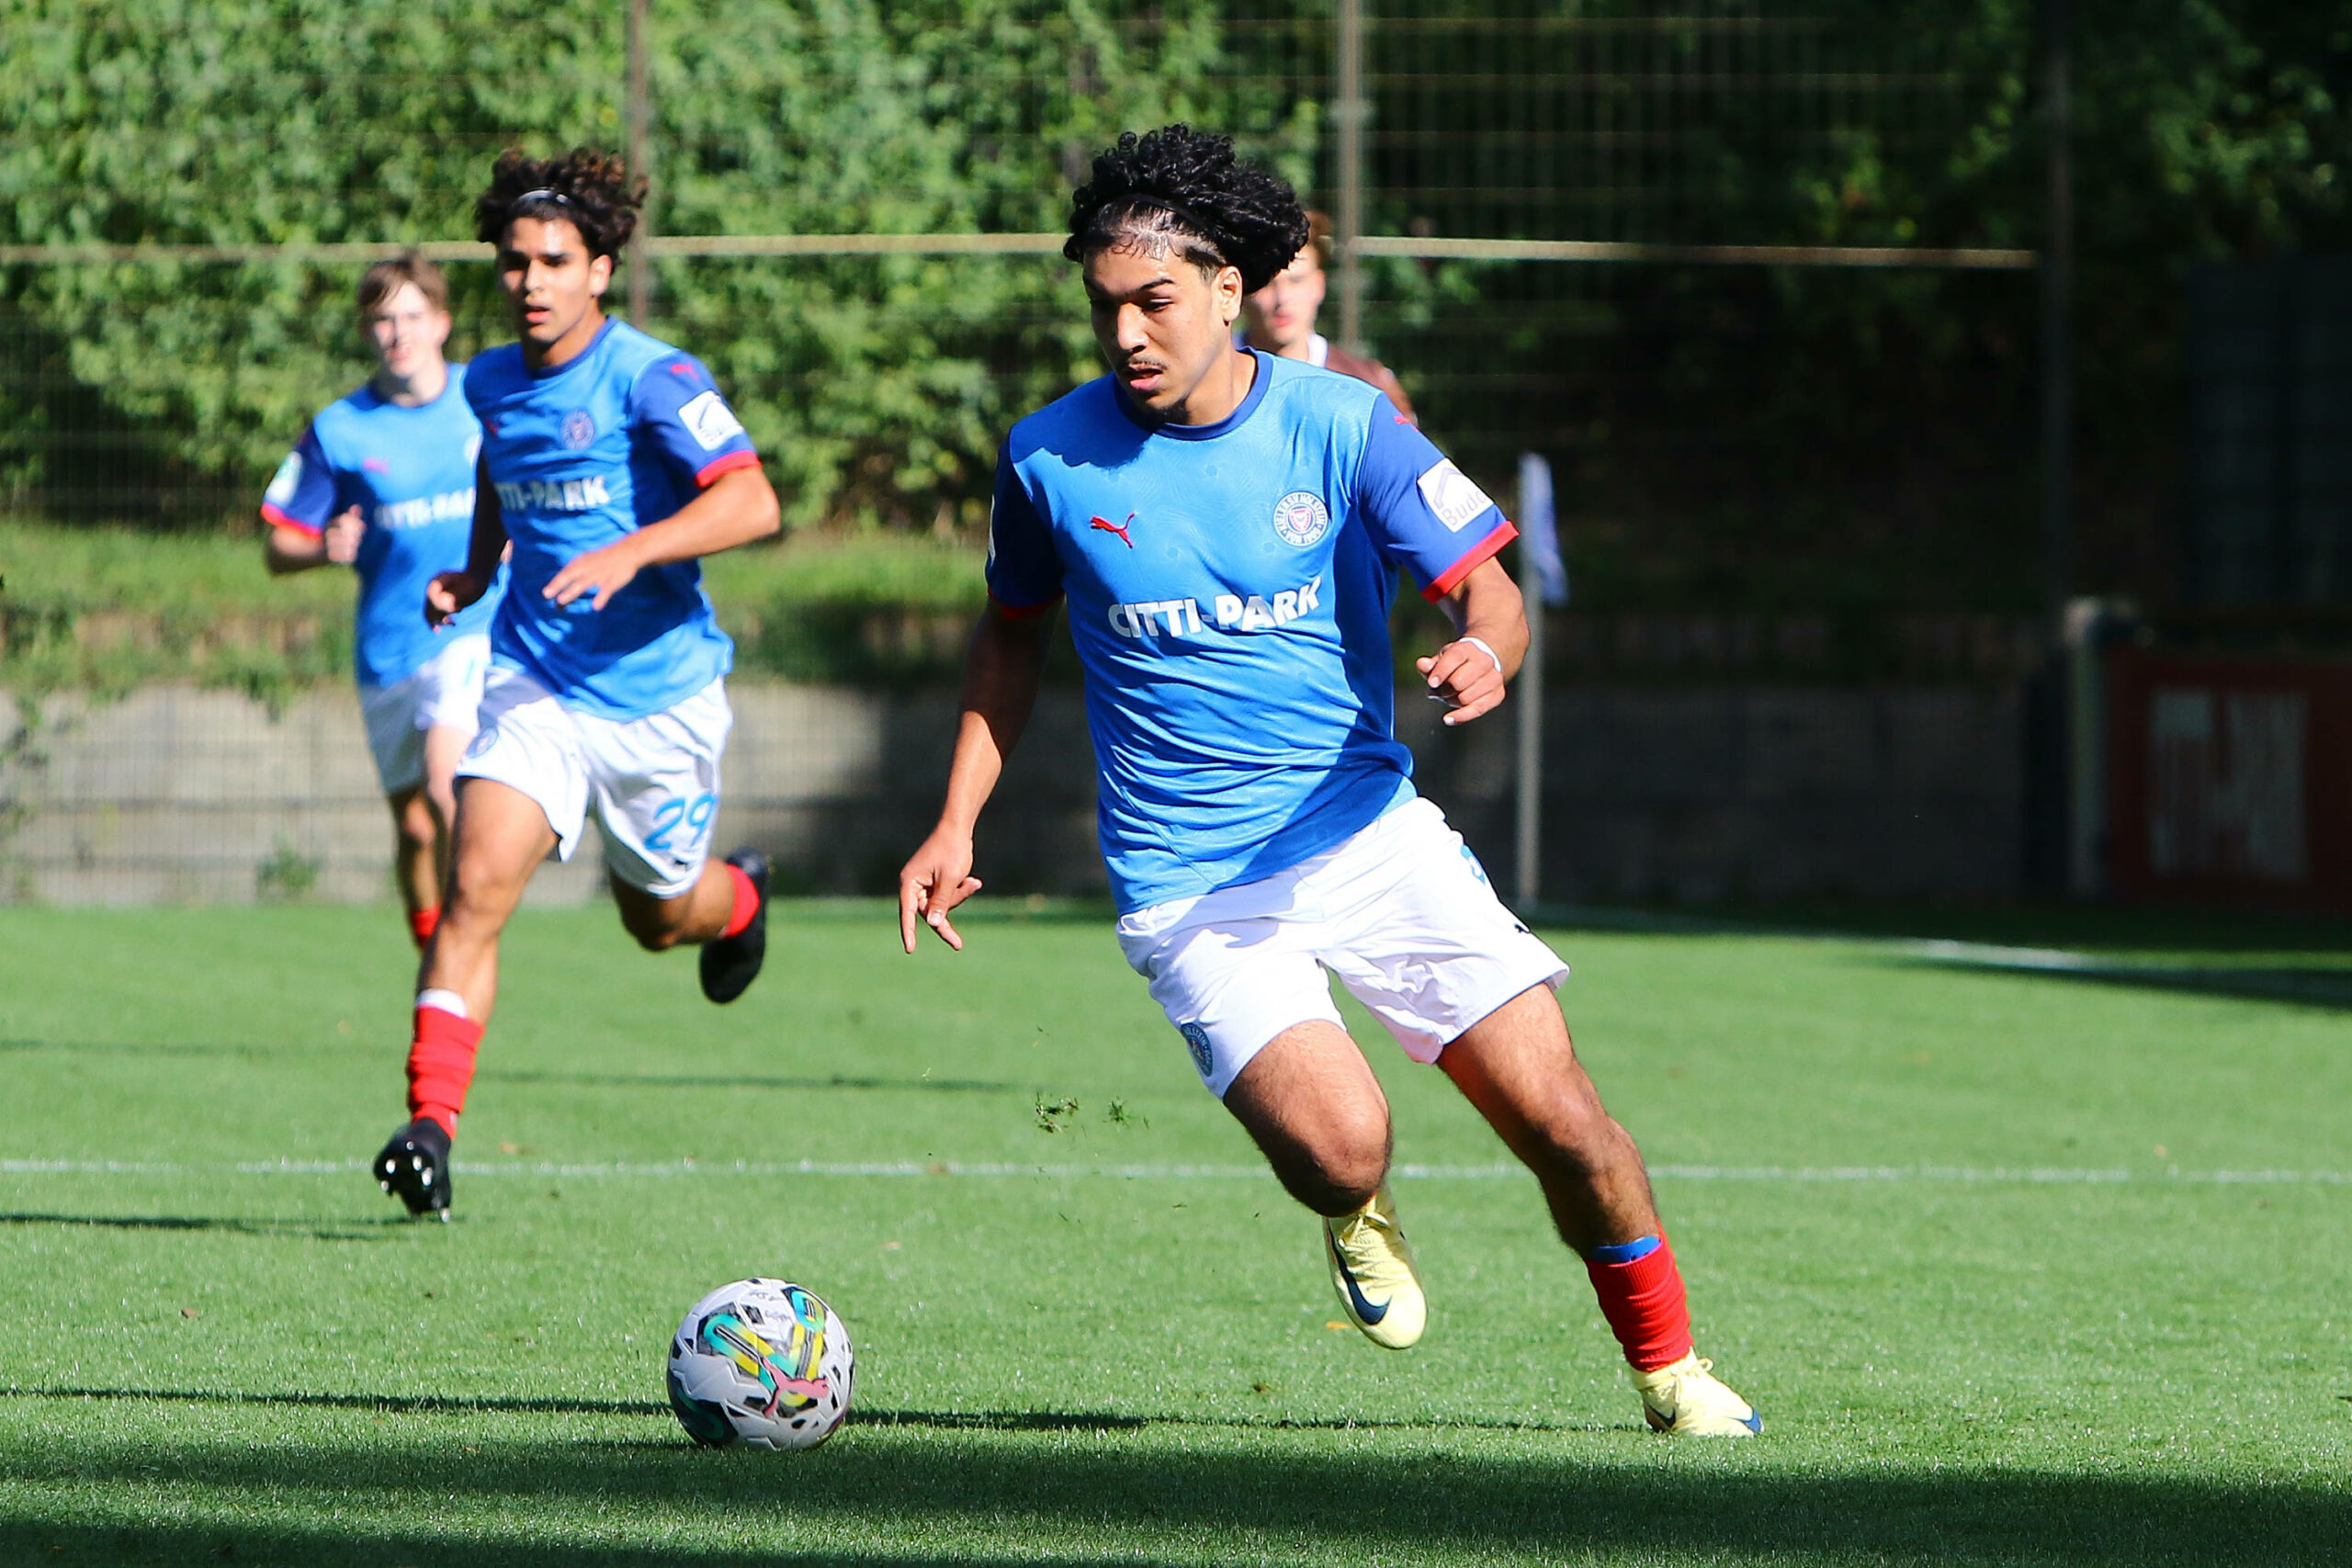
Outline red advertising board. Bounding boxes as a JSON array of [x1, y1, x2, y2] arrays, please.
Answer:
[[2109, 649, 2352, 908]]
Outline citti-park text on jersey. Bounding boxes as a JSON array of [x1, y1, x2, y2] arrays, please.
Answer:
[[1108, 573, 1323, 641], [494, 477, 612, 513], [371, 488, 477, 531]]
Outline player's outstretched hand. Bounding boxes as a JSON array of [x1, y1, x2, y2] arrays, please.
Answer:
[[544, 536, 645, 612], [323, 506, 366, 566], [899, 829, 984, 953], [424, 569, 488, 628], [1418, 637, 1507, 727]]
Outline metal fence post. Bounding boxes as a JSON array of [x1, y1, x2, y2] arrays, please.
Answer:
[[627, 0, 653, 322], [1334, 0, 1367, 356], [2040, 0, 2071, 626]]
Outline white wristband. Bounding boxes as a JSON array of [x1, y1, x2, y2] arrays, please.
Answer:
[[1460, 636, 1503, 674]]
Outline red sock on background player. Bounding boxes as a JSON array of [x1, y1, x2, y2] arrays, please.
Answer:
[[406, 987, 481, 1137]]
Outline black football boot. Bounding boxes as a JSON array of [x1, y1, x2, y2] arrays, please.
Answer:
[[374, 1116, 453, 1220], [698, 847, 770, 1005]]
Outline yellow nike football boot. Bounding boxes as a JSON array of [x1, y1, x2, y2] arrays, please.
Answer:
[[1323, 1183, 1426, 1350], [1630, 1351, 1761, 1436]]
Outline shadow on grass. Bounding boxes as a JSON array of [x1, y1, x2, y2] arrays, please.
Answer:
[[2, 1385, 1600, 1435], [2, 1384, 668, 1417], [0, 1212, 392, 1242], [1893, 954, 2352, 1011], [0, 1416, 2343, 1566], [1576, 899, 2352, 955], [481, 1070, 1024, 1096], [0, 1037, 273, 1058]]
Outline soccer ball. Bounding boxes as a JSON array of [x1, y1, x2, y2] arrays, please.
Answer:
[[665, 1278, 854, 1450]]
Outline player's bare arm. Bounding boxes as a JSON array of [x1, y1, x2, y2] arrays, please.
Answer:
[[542, 462, 779, 612], [263, 506, 365, 574], [425, 451, 509, 626], [1419, 556, 1527, 726], [899, 602, 1055, 953]]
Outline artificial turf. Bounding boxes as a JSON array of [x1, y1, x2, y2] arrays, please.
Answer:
[[0, 901, 2345, 1564]]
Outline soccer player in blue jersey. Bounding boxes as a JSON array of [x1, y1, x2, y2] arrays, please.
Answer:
[[370, 148, 780, 1217], [901, 127, 1758, 1435], [263, 253, 500, 951]]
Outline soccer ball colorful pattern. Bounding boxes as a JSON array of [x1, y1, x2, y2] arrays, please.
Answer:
[[665, 1278, 854, 1450]]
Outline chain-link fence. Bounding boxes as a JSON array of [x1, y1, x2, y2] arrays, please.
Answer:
[[2, 1, 2041, 608], [0, 1, 2079, 905]]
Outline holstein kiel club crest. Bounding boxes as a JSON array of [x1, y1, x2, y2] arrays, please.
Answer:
[[1272, 491, 1329, 547]]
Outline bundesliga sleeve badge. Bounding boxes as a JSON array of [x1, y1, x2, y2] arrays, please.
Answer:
[[1416, 460, 1496, 532], [1272, 491, 1331, 547], [264, 451, 303, 507], [678, 390, 746, 451]]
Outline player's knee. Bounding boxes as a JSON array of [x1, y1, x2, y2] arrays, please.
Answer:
[[616, 898, 688, 953], [1305, 1104, 1391, 1208], [394, 802, 437, 855]]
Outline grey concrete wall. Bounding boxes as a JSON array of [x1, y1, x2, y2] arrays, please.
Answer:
[[0, 681, 2019, 905], [1411, 685, 2024, 901]]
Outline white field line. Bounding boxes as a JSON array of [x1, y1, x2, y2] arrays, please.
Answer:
[[0, 1157, 2346, 1186]]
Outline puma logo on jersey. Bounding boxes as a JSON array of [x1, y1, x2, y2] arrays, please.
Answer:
[[1090, 513, 1136, 547], [494, 475, 612, 513]]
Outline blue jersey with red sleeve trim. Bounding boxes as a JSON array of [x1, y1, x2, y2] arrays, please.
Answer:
[[261, 367, 501, 688], [463, 319, 759, 720], [987, 349, 1517, 912]]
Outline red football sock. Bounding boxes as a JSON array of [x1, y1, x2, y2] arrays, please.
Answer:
[[718, 863, 759, 940], [406, 1001, 483, 1137], [408, 906, 441, 950], [1584, 1235, 1695, 1371]]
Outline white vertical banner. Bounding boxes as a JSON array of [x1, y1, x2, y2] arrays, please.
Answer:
[[1517, 452, 1567, 608]]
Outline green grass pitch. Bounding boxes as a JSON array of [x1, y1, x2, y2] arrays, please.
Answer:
[[0, 901, 2346, 1564]]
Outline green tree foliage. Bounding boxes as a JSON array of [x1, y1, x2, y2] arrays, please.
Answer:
[[0, 0, 1308, 528], [0, 2, 2346, 614]]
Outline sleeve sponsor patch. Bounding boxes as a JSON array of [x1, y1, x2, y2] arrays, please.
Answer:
[[677, 389, 746, 452], [1415, 460, 1496, 533], [264, 451, 303, 508]]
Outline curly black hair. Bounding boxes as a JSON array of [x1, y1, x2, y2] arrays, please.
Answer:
[[1065, 125, 1308, 295], [473, 147, 644, 259]]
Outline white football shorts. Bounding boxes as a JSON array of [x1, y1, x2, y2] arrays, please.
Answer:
[[356, 632, 491, 795], [457, 663, 731, 899], [1114, 795, 1568, 1098]]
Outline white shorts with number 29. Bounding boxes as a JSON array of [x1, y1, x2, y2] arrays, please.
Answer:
[[457, 663, 730, 899], [1115, 795, 1568, 1099]]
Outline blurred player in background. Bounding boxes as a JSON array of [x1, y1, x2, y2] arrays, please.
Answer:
[[901, 126, 1757, 1436], [1239, 209, 1416, 422], [263, 253, 501, 953], [371, 148, 781, 1218]]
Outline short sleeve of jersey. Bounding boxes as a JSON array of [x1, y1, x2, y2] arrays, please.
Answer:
[[1353, 400, 1519, 602], [627, 354, 761, 488], [260, 425, 337, 533], [984, 447, 1063, 617]]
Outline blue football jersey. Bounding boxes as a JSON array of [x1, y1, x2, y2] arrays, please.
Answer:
[[463, 319, 760, 720], [262, 368, 501, 688], [988, 350, 1518, 912]]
